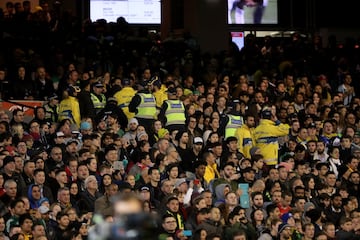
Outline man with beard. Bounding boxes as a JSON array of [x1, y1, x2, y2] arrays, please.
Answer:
[[277, 223, 292, 240], [192, 161, 207, 190], [238, 167, 256, 187], [246, 191, 267, 220], [289, 120, 300, 140], [63, 139, 78, 164], [324, 193, 344, 228], [306, 140, 317, 161], [235, 114, 256, 159], [122, 118, 138, 147], [313, 141, 329, 162], [212, 162, 240, 193]]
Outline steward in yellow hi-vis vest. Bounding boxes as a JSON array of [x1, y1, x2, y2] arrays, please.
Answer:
[[58, 86, 81, 127], [128, 76, 158, 130], [254, 107, 290, 166], [158, 87, 186, 132], [225, 114, 243, 139], [235, 114, 256, 159], [90, 81, 106, 115], [44, 93, 59, 123], [114, 77, 137, 120]]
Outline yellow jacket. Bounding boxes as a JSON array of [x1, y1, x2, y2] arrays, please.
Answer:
[[204, 163, 220, 184], [153, 89, 168, 108], [235, 124, 255, 159], [253, 119, 290, 165], [114, 87, 137, 120], [58, 96, 81, 127]]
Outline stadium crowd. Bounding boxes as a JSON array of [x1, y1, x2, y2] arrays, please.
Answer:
[[2, 1, 360, 240]]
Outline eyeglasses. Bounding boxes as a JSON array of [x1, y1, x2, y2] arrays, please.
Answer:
[[31, 125, 40, 128]]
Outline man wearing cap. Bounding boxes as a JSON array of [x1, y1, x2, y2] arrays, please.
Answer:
[[63, 139, 78, 162], [95, 97, 128, 131], [254, 106, 290, 167], [91, 81, 107, 115], [43, 93, 59, 123], [128, 76, 157, 130], [179, 137, 203, 173], [114, 77, 137, 120], [221, 100, 244, 140], [158, 86, 186, 133], [277, 223, 292, 240], [238, 167, 256, 186], [235, 114, 256, 159]]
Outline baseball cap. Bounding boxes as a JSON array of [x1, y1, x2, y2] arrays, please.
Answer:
[[166, 87, 176, 95], [48, 93, 58, 100], [308, 122, 316, 128], [56, 132, 65, 137], [140, 186, 150, 192], [193, 137, 203, 144], [174, 178, 187, 188], [93, 81, 104, 88], [242, 167, 255, 174], [66, 139, 78, 146]]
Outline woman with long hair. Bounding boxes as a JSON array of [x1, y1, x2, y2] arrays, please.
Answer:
[[251, 208, 266, 237], [98, 173, 113, 194], [12, 66, 35, 100], [203, 117, 220, 143], [302, 175, 317, 200]]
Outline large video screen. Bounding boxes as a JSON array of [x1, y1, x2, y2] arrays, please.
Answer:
[[227, 0, 278, 25], [90, 0, 161, 24]]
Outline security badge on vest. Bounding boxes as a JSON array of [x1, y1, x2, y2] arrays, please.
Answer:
[[144, 97, 155, 103], [170, 103, 182, 108]]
